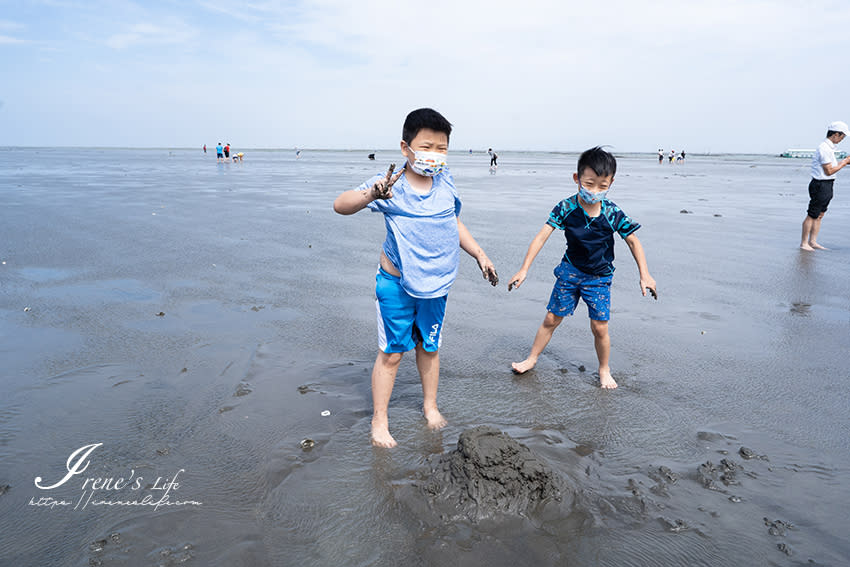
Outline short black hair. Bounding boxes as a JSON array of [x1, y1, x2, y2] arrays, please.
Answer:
[[577, 146, 617, 178], [402, 108, 452, 144], [827, 130, 844, 138]]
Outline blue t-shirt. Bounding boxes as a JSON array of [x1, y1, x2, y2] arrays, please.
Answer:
[[363, 170, 462, 299], [215, 144, 223, 154], [546, 195, 640, 276]]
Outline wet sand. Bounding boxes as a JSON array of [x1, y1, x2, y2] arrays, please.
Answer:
[[1, 148, 849, 565]]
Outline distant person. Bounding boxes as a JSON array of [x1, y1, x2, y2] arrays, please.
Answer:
[[203, 144, 207, 154], [296, 149, 302, 159], [800, 120, 850, 251], [235, 152, 244, 162], [488, 148, 498, 167], [507, 147, 657, 389], [224, 143, 231, 159], [680, 150, 686, 161], [658, 148, 663, 164], [368, 153, 376, 160], [333, 108, 498, 447], [216, 142, 224, 163], [668, 149, 675, 163]]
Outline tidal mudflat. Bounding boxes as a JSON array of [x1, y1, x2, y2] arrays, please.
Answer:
[[1, 148, 848, 565]]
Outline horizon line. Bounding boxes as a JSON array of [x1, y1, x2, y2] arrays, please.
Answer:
[[0, 145, 784, 156]]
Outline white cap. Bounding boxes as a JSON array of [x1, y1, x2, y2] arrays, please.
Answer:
[[828, 120, 850, 135]]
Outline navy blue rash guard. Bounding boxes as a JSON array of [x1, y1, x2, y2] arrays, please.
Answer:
[[546, 194, 640, 276]]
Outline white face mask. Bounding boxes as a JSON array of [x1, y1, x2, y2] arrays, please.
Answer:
[[406, 146, 447, 177]]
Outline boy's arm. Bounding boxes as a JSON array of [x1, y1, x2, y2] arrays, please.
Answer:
[[333, 186, 378, 215], [508, 223, 555, 291], [624, 233, 657, 299], [333, 164, 403, 215], [458, 219, 499, 286]]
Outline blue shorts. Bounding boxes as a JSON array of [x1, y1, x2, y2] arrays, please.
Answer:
[[546, 260, 613, 321], [375, 268, 447, 353]]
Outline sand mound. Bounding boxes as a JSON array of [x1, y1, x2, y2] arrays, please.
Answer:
[[415, 426, 565, 522]]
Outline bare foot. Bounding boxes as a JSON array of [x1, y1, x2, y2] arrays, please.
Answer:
[[423, 406, 447, 430], [511, 358, 537, 374], [371, 417, 397, 448], [800, 244, 815, 251], [810, 242, 829, 250], [599, 368, 618, 389]]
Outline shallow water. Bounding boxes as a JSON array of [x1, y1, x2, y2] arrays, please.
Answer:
[[1, 148, 848, 565]]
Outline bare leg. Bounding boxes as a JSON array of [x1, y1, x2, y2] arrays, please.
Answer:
[[512, 312, 564, 374], [808, 213, 828, 249], [371, 351, 403, 447], [415, 345, 446, 429], [800, 216, 815, 250], [591, 319, 616, 389]]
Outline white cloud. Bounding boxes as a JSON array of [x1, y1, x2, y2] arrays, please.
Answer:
[[0, 19, 25, 31], [195, 0, 266, 24], [105, 21, 198, 49], [0, 34, 28, 44]]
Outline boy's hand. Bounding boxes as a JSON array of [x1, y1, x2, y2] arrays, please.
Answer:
[[641, 275, 658, 300], [507, 270, 527, 291], [371, 163, 404, 200], [477, 256, 499, 286]]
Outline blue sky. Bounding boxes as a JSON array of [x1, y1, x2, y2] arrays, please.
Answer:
[[2, 0, 850, 153]]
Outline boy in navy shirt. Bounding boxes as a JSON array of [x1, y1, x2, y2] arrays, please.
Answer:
[[508, 147, 656, 388]]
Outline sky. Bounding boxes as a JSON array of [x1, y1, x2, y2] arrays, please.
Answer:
[[1, 0, 850, 153]]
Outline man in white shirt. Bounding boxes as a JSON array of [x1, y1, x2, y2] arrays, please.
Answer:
[[801, 121, 850, 250]]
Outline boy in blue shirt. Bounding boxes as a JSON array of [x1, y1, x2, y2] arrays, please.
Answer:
[[508, 147, 657, 389], [334, 108, 498, 447]]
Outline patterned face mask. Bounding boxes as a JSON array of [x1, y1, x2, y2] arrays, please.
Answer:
[[578, 183, 609, 204], [407, 148, 447, 177]]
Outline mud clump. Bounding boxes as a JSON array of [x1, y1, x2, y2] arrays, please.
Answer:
[[233, 382, 253, 397], [697, 458, 742, 490], [415, 426, 566, 522], [739, 446, 767, 460], [764, 517, 794, 537]]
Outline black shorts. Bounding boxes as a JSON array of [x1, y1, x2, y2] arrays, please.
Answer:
[[807, 178, 834, 218]]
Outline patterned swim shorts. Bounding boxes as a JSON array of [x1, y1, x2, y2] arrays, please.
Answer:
[[546, 260, 613, 321]]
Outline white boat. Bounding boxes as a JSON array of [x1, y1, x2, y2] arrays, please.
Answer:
[[780, 148, 847, 159]]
